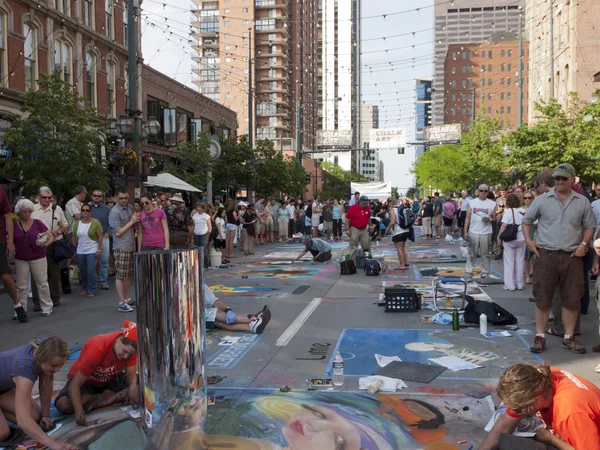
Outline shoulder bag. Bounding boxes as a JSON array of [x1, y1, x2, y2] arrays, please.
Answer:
[[499, 208, 519, 242], [51, 205, 76, 261]]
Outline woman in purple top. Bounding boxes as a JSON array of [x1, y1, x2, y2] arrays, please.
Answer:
[[0, 337, 77, 450], [13, 199, 54, 317], [137, 193, 169, 251]]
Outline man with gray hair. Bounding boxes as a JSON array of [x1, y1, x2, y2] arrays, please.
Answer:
[[65, 185, 87, 229], [32, 186, 69, 309], [295, 236, 332, 262], [463, 184, 497, 281]]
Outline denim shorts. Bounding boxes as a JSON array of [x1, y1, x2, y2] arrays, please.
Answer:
[[226, 223, 238, 231]]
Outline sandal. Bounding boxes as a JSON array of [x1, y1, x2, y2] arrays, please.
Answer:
[[87, 294, 96, 298], [80, 290, 87, 295], [546, 327, 581, 337]]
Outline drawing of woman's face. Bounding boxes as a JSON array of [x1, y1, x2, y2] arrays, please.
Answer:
[[283, 405, 362, 450]]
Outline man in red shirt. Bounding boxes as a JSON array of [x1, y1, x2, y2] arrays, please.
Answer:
[[480, 363, 600, 450], [345, 195, 371, 262], [55, 321, 139, 426]]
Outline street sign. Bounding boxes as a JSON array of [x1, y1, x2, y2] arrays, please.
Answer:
[[369, 128, 406, 149], [423, 124, 462, 145]]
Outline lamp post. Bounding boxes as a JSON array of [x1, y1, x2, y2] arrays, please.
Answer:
[[249, 153, 266, 202], [111, 113, 161, 195]]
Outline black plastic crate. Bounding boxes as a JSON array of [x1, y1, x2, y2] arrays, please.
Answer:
[[384, 287, 421, 312]]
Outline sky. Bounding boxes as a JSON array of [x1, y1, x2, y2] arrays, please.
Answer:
[[140, 0, 435, 192]]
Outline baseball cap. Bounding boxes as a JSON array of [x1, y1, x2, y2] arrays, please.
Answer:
[[359, 195, 369, 202], [478, 184, 489, 191], [123, 320, 137, 342], [552, 163, 576, 178]]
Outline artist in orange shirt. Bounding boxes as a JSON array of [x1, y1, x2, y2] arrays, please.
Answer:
[[480, 363, 600, 450], [55, 321, 139, 426]]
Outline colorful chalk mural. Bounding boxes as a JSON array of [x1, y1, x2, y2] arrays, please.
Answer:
[[26, 390, 492, 450], [235, 266, 323, 279], [210, 284, 276, 294]]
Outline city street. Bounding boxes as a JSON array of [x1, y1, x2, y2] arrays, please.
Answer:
[[2, 229, 599, 449]]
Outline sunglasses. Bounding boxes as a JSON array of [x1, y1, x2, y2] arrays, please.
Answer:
[[81, 209, 91, 212], [553, 176, 569, 181], [92, 194, 102, 197], [524, 196, 533, 199], [40, 195, 52, 199], [479, 190, 489, 193], [143, 201, 151, 206]]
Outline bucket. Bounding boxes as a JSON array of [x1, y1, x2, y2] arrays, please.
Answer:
[[210, 252, 222, 267]]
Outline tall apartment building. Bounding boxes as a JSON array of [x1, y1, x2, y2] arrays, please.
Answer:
[[415, 78, 432, 159], [443, 35, 529, 129], [318, 0, 361, 173], [527, 0, 600, 123], [433, 0, 524, 125], [359, 103, 381, 182], [191, 0, 318, 157]]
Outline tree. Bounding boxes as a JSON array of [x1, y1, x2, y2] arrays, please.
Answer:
[[164, 133, 212, 190], [508, 92, 600, 184], [391, 187, 400, 199], [211, 135, 256, 195], [411, 144, 471, 193], [461, 113, 506, 186], [1, 71, 109, 201], [320, 161, 368, 200], [405, 186, 420, 199]]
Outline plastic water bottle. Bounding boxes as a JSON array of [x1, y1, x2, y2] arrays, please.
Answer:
[[480, 312, 488, 335], [332, 351, 344, 386]]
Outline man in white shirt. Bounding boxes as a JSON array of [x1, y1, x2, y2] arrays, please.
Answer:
[[349, 191, 360, 206], [463, 184, 497, 281]]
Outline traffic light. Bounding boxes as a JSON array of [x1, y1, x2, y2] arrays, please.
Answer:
[[305, 172, 311, 184]]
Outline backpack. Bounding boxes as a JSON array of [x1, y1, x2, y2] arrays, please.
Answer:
[[365, 259, 383, 276], [306, 203, 313, 218], [340, 259, 356, 275], [464, 296, 518, 325], [397, 206, 416, 229]]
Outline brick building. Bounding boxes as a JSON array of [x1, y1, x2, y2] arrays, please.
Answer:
[[443, 34, 529, 130]]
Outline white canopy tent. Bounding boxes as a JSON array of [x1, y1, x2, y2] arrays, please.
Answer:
[[144, 172, 201, 192], [350, 182, 392, 201]]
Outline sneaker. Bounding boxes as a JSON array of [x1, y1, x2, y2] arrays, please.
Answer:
[[502, 286, 515, 291], [118, 302, 134, 313], [126, 298, 136, 308], [562, 337, 586, 354], [14, 306, 28, 323], [41, 311, 52, 317], [249, 308, 271, 334], [247, 305, 268, 320], [530, 336, 546, 353], [101, 284, 110, 290]]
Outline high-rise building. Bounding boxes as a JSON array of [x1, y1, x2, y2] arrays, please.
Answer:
[[443, 34, 529, 129], [527, 0, 600, 123], [359, 103, 381, 181], [191, 0, 318, 156], [433, 0, 524, 125], [415, 78, 433, 159], [318, 0, 361, 172]]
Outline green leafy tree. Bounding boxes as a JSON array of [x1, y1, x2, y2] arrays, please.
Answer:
[[211, 135, 256, 194], [391, 186, 400, 199], [320, 161, 368, 200], [411, 144, 470, 193], [254, 140, 309, 198], [1, 71, 109, 201], [164, 133, 212, 190], [461, 113, 506, 186], [405, 186, 420, 199]]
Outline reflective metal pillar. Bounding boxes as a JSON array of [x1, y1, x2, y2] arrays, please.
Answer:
[[135, 249, 207, 449]]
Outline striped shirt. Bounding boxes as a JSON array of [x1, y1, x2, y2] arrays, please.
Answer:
[[0, 340, 42, 391]]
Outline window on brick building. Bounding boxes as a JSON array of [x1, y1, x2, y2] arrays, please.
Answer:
[[54, 0, 69, 15], [54, 40, 72, 84], [105, 0, 112, 37], [86, 51, 96, 107], [106, 61, 115, 117], [0, 14, 6, 84], [84, 0, 93, 27], [23, 24, 37, 91], [123, 0, 128, 46], [124, 68, 129, 107]]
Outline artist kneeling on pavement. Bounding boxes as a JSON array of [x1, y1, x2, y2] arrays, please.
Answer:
[[0, 337, 77, 450], [204, 284, 271, 334], [479, 362, 600, 450], [295, 236, 332, 262], [55, 321, 139, 426]]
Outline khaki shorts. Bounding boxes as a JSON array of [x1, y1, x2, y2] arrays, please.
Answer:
[[255, 221, 264, 235], [265, 216, 274, 232], [532, 249, 583, 311], [433, 215, 442, 227]]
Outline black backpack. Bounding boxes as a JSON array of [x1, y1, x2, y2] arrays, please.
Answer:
[[365, 259, 382, 276], [464, 295, 518, 325], [306, 203, 313, 218], [340, 259, 356, 275], [397, 206, 416, 229]]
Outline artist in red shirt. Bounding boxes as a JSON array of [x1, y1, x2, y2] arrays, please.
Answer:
[[55, 321, 139, 426], [345, 195, 371, 262], [480, 363, 600, 450]]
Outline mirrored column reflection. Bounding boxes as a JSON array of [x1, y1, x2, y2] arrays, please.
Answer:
[[135, 249, 207, 450]]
